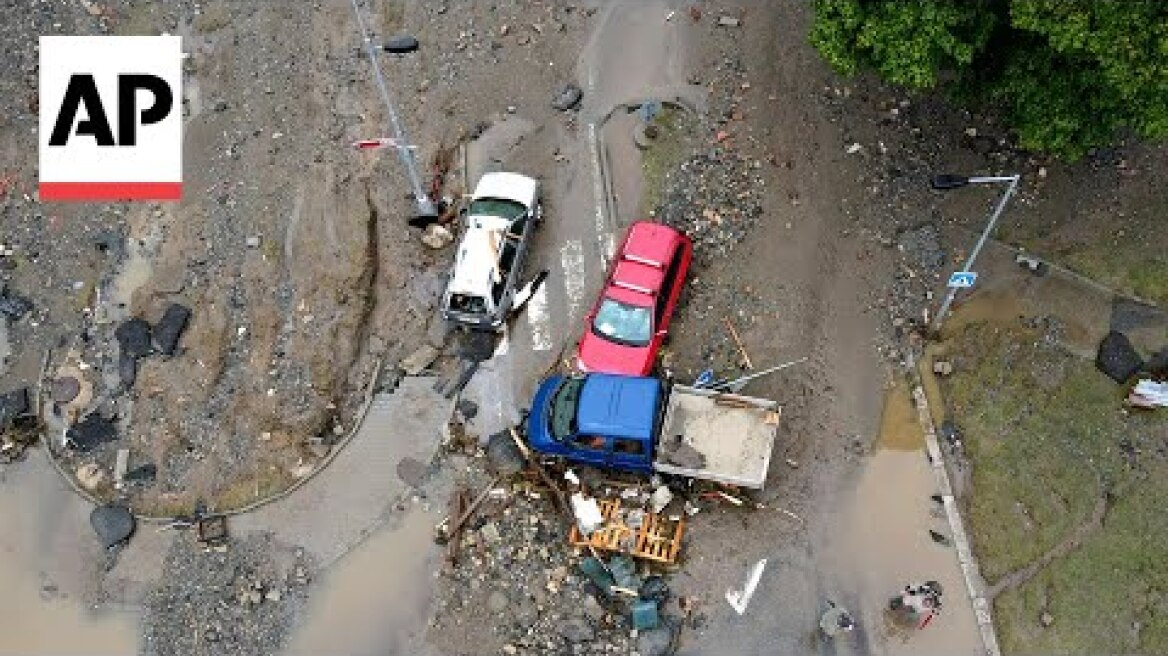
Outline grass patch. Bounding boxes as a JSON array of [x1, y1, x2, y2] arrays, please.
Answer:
[[944, 321, 1168, 654], [640, 106, 695, 217], [1065, 247, 1168, 308]]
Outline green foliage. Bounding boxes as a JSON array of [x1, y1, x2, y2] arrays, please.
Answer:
[[810, 0, 1168, 159]]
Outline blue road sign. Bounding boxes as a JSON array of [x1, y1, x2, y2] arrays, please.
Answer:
[[947, 271, 978, 289]]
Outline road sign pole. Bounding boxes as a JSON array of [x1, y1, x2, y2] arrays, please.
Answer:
[[931, 174, 1020, 333]]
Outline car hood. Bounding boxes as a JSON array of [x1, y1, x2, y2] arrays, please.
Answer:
[[578, 329, 654, 376]]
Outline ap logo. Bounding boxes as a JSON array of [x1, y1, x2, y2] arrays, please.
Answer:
[[39, 36, 182, 201]]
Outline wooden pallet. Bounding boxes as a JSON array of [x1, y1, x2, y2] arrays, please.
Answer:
[[568, 498, 685, 565]]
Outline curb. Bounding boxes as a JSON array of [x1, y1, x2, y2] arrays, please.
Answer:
[[907, 353, 1002, 656]]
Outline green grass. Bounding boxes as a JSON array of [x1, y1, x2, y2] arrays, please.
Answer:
[[640, 106, 695, 217], [944, 322, 1168, 654], [1065, 248, 1168, 308]]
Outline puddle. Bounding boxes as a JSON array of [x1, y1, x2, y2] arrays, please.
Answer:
[[824, 450, 982, 655], [0, 459, 139, 655], [100, 213, 164, 325], [876, 382, 925, 451], [941, 290, 1024, 338], [283, 503, 442, 656]]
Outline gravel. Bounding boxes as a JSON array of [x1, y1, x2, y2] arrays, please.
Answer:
[[142, 532, 317, 656]]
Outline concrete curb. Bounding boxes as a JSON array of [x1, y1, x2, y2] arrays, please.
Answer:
[[908, 371, 1002, 656]]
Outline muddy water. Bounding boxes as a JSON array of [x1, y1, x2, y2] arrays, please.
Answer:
[[0, 457, 139, 655], [283, 503, 443, 656], [825, 448, 983, 656], [875, 382, 925, 451]]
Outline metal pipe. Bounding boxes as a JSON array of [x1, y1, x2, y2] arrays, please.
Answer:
[[348, 0, 438, 222], [931, 174, 1021, 332]]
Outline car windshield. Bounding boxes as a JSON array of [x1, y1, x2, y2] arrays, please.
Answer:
[[592, 298, 652, 346], [550, 377, 584, 441], [468, 197, 527, 222]]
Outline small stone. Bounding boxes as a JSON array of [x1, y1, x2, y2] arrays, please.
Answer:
[[1040, 611, 1054, 627], [933, 360, 953, 376], [480, 522, 501, 543], [265, 589, 282, 602], [488, 590, 509, 612]]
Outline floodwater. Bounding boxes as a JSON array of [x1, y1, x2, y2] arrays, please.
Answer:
[[821, 386, 983, 655], [0, 457, 139, 655], [283, 503, 443, 656]]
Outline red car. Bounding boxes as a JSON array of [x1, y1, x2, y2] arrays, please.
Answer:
[[577, 221, 693, 375]]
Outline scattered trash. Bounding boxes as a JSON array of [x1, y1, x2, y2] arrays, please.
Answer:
[[706, 356, 808, 393], [661, 441, 706, 470], [153, 303, 191, 356], [888, 581, 944, 630], [929, 529, 952, 546], [245, 235, 262, 248], [118, 351, 137, 388], [784, 458, 799, 469], [726, 558, 767, 614], [845, 142, 863, 154], [114, 448, 130, 489], [819, 600, 855, 638], [91, 504, 135, 549], [486, 430, 526, 476], [717, 16, 741, 27], [650, 485, 674, 513], [571, 492, 604, 536], [569, 498, 686, 564], [722, 317, 753, 369], [1096, 331, 1143, 383], [932, 360, 953, 376], [66, 413, 118, 452], [1128, 379, 1168, 409], [51, 376, 80, 404], [1015, 252, 1048, 276], [76, 463, 106, 491], [551, 83, 583, 111], [196, 515, 228, 546], [631, 598, 661, 630], [510, 269, 549, 315], [115, 317, 153, 358], [124, 463, 157, 485], [438, 476, 500, 542]]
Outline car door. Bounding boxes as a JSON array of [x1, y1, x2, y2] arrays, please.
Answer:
[[610, 437, 649, 471], [566, 434, 609, 468], [651, 243, 685, 348]]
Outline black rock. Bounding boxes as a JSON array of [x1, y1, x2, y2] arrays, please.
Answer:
[[1095, 331, 1143, 383], [153, 303, 191, 355], [486, 430, 526, 477], [0, 388, 31, 426], [383, 35, 419, 53], [115, 318, 153, 358], [125, 463, 157, 485], [457, 397, 479, 420], [67, 413, 118, 452], [0, 288, 33, 320], [90, 504, 135, 548]]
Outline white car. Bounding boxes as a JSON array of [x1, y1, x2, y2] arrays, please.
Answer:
[[441, 172, 542, 331]]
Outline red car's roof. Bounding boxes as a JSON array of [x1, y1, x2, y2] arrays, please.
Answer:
[[609, 260, 664, 300], [623, 222, 681, 267]]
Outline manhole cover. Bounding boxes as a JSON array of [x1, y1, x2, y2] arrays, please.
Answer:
[[52, 376, 81, 403]]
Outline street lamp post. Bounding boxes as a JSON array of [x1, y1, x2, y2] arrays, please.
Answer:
[[929, 173, 1021, 333], [348, 0, 439, 227]]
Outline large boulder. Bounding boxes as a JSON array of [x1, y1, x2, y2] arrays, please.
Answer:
[[153, 303, 191, 356], [1096, 331, 1143, 383], [115, 318, 153, 358], [90, 504, 135, 548]]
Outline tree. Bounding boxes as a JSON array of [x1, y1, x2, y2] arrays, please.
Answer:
[[810, 0, 1168, 159]]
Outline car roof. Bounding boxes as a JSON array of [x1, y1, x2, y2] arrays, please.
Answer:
[[606, 260, 663, 305], [622, 221, 681, 267], [472, 172, 538, 207], [577, 374, 660, 439]]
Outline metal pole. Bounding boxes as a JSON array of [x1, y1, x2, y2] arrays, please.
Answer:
[[348, 0, 438, 223], [931, 174, 1020, 332]]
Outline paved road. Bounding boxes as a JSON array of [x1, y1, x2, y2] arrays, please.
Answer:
[[462, 0, 704, 440]]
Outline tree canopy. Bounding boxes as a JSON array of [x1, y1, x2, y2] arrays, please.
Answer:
[[810, 0, 1168, 159]]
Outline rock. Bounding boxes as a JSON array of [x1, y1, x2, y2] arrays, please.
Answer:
[[486, 430, 526, 476], [118, 350, 137, 388], [67, 413, 118, 452], [51, 376, 80, 403], [1040, 611, 1054, 627], [420, 223, 454, 249], [383, 35, 420, 53], [488, 590, 509, 613], [559, 617, 594, 643], [153, 303, 191, 355], [125, 463, 157, 485], [395, 456, 428, 488], [717, 16, 740, 27], [581, 594, 604, 620], [90, 504, 135, 548], [0, 387, 31, 426], [0, 287, 33, 320], [76, 463, 106, 491], [457, 397, 478, 420], [897, 224, 945, 272], [932, 360, 953, 376], [480, 522, 501, 544], [1096, 331, 1143, 383], [115, 318, 153, 358], [552, 83, 583, 111]]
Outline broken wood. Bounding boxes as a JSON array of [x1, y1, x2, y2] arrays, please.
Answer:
[[511, 427, 568, 517], [441, 476, 500, 541], [445, 487, 469, 565], [723, 317, 753, 369]]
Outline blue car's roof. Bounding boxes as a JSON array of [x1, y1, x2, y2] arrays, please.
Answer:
[[576, 374, 660, 440]]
